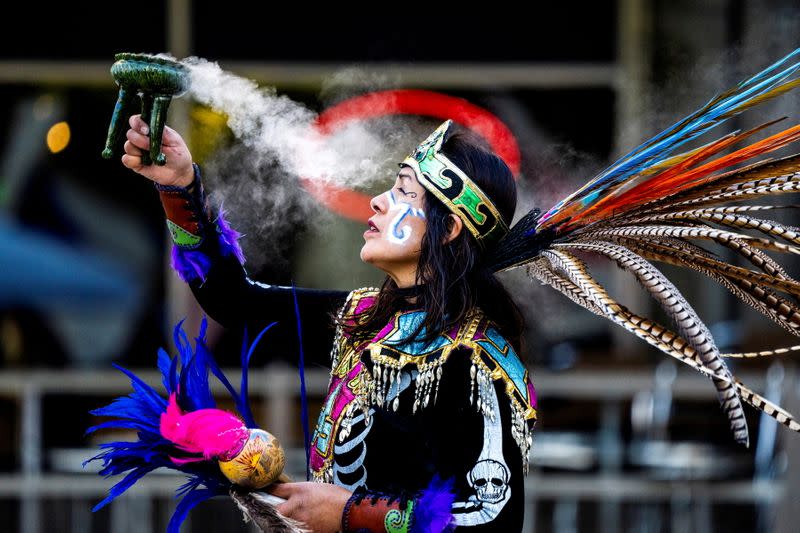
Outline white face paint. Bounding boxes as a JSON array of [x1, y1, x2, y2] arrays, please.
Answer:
[[386, 190, 426, 245], [360, 166, 428, 286]]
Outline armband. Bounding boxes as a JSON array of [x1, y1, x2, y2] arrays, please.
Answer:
[[156, 163, 245, 283], [155, 163, 208, 248], [342, 489, 415, 533], [341, 476, 456, 533]]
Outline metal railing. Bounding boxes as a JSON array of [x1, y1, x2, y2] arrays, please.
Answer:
[[0, 364, 787, 532]]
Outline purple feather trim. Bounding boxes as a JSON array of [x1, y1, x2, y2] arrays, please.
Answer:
[[215, 205, 245, 264], [412, 475, 456, 533], [171, 247, 212, 284], [170, 206, 246, 284]]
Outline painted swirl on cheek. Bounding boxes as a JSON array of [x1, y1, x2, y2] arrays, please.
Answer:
[[386, 191, 426, 245]]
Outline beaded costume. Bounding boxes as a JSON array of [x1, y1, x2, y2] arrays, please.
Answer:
[[311, 287, 536, 488]]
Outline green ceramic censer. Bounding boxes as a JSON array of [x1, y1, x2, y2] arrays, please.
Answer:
[[101, 53, 189, 166]]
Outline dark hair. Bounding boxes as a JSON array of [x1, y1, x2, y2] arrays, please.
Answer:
[[339, 128, 526, 354]]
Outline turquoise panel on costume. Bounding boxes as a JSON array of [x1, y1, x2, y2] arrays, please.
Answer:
[[477, 327, 528, 401], [383, 311, 451, 355], [314, 380, 343, 453]]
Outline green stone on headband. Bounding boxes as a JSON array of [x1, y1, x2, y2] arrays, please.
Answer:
[[401, 119, 509, 247]]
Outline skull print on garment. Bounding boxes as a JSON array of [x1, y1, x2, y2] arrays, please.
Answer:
[[452, 383, 511, 525], [469, 460, 510, 504]]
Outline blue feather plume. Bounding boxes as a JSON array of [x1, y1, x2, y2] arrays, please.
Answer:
[[84, 317, 276, 533]]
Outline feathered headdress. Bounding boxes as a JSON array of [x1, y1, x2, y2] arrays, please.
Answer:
[[482, 46, 800, 446], [83, 318, 288, 533]]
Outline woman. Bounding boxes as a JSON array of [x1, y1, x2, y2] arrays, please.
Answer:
[[122, 115, 538, 533]]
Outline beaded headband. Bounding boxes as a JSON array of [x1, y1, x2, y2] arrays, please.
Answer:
[[400, 119, 509, 247]]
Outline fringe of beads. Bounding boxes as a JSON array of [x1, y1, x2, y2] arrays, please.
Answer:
[[469, 357, 533, 475]]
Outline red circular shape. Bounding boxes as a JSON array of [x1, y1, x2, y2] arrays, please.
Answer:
[[301, 89, 521, 223]]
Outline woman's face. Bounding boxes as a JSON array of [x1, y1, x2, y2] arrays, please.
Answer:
[[360, 165, 428, 286]]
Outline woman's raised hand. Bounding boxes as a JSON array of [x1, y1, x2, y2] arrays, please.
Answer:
[[121, 114, 195, 188]]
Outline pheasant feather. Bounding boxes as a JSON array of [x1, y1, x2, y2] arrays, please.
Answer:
[[500, 50, 800, 437], [541, 248, 750, 444]]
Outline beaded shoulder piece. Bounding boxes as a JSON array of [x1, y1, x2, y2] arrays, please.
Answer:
[[340, 288, 538, 465], [310, 287, 378, 481], [328, 287, 380, 376], [459, 316, 537, 469]]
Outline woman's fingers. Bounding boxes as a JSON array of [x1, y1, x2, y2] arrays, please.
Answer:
[[126, 128, 150, 151], [266, 483, 294, 499], [120, 112, 193, 187], [275, 500, 299, 519], [129, 114, 149, 135], [267, 483, 297, 517], [161, 124, 184, 147], [269, 483, 300, 517], [120, 153, 142, 171], [123, 140, 142, 157], [127, 114, 184, 148]]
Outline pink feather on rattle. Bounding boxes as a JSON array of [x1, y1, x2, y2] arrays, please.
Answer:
[[159, 392, 249, 464]]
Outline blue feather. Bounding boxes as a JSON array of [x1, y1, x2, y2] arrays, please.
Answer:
[[192, 319, 259, 427], [174, 319, 191, 363], [539, 46, 800, 228], [177, 352, 198, 411], [176, 475, 204, 497], [87, 397, 161, 428], [197, 317, 208, 342], [167, 488, 222, 533], [158, 348, 173, 394], [188, 332, 216, 410], [85, 420, 160, 435], [172, 319, 189, 363], [168, 349, 179, 395], [92, 466, 157, 511], [202, 342, 243, 409], [292, 282, 312, 480], [111, 363, 167, 414], [239, 322, 278, 428], [85, 439, 173, 472], [594, 49, 800, 184]]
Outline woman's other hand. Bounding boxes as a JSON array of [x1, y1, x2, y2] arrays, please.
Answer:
[[121, 114, 195, 188], [268, 481, 352, 533]]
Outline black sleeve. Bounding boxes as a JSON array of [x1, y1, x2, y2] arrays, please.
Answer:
[[157, 164, 350, 358], [186, 236, 348, 332]]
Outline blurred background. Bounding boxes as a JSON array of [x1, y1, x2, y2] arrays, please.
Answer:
[[1, 1, 800, 532]]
